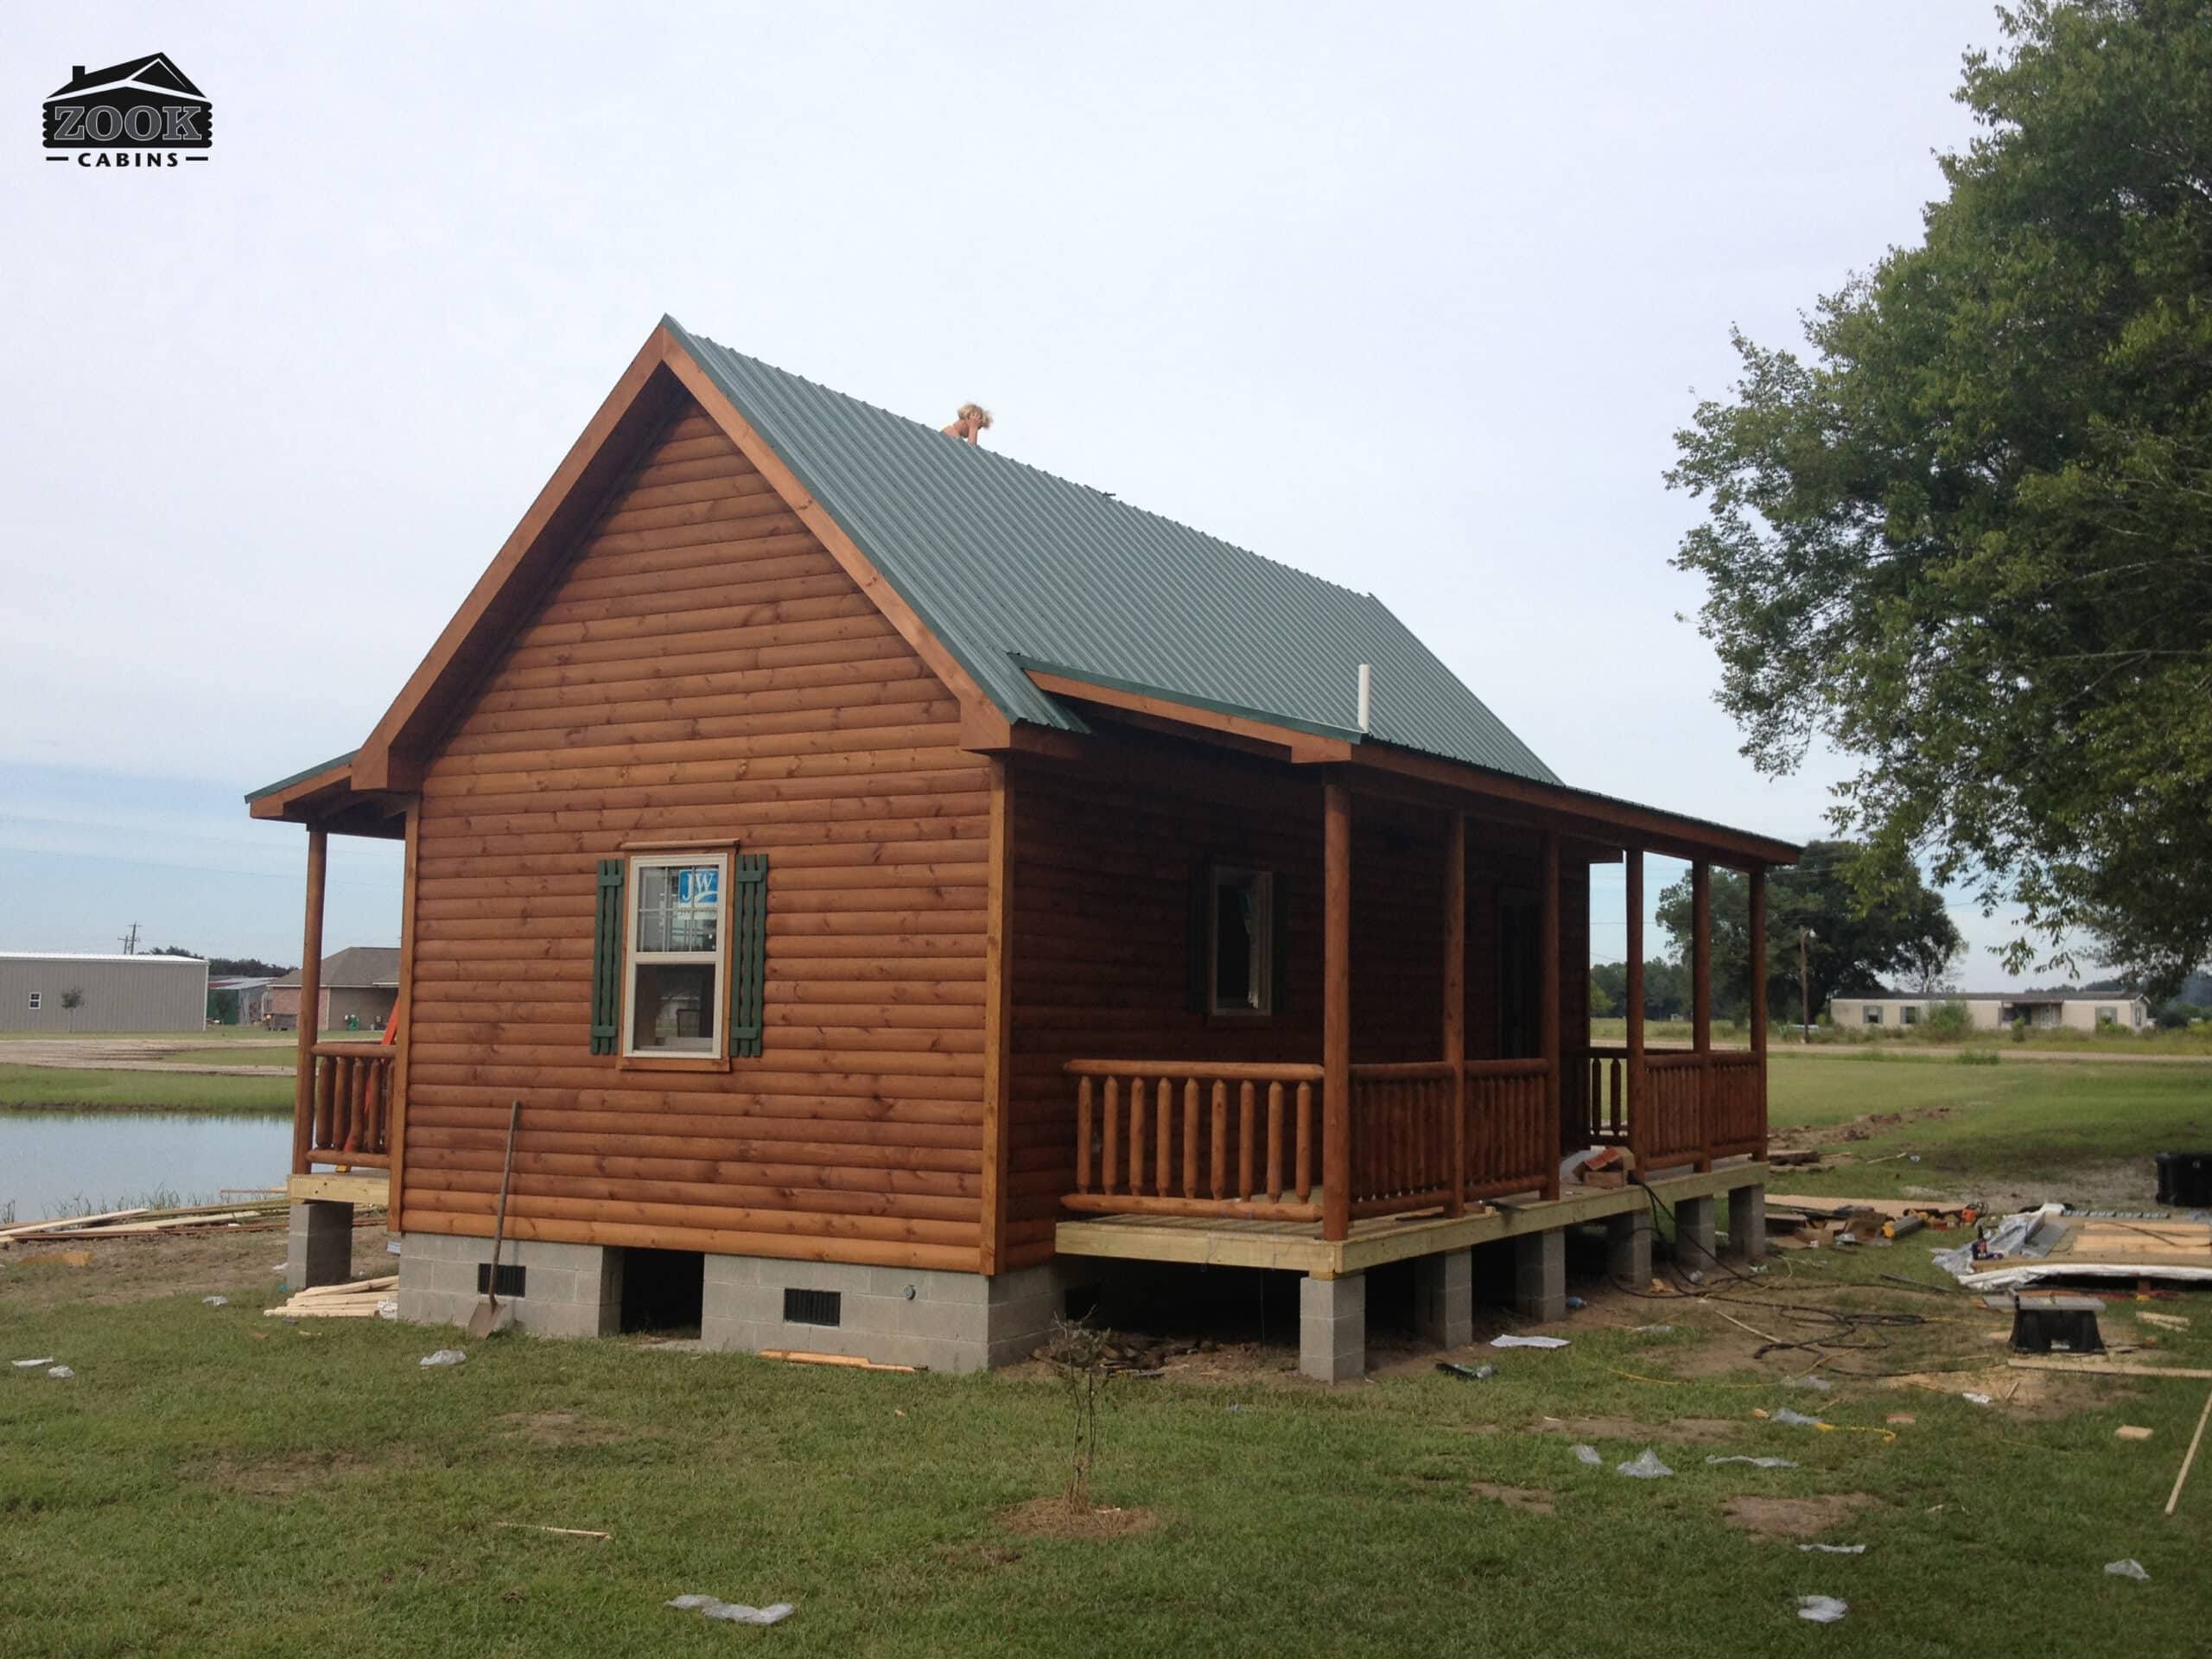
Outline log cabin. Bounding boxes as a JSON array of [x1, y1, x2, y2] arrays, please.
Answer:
[[248, 317, 1797, 1379]]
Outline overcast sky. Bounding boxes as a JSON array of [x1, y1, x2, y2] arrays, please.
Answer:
[[3, 2, 2076, 985]]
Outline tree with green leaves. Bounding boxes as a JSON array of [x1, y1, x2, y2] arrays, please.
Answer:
[[1655, 842, 1963, 1022], [1668, 0, 2212, 995], [1591, 957, 1694, 1022]]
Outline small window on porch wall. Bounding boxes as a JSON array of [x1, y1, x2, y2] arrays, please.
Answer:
[[622, 853, 728, 1056], [1209, 865, 1274, 1017]]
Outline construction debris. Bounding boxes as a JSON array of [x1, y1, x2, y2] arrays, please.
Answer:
[[1935, 1205, 2212, 1292], [420, 1349, 467, 1368], [2116, 1426, 2155, 1441], [1616, 1448, 1674, 1478], [665, 1595, 794, 1626], [2104, 1559, 2151, 1581], [264, 1276, 397, 1319], [1796, 1596, 1848, 1623]]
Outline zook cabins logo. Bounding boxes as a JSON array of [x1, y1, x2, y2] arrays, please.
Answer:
[[43, 54, 211, 167]]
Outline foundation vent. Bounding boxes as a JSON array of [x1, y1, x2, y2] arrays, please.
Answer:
[[783, 1287, 842, 1326], [475, 1262, 525, 1298]]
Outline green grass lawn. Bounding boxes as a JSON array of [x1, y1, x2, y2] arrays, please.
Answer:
[[3, 1230, 2208, 1657], [0, 1065, 290, 1114], [1766, 1051, 2212, 1204]]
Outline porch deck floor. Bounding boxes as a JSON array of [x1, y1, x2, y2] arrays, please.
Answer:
[[1054, 1159, 1764, 1277]]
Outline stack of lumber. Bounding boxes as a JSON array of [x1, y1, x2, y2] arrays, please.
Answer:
[[0, 1198, 292, 1244], [264, 1275, 397, 1319]]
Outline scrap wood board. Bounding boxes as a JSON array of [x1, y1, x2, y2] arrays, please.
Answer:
[[1766, 1195, 1971, 1220], [2045, 1217, 2212, 1270]]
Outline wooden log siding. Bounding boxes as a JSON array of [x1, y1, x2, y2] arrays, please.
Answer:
[[401, 400, 992, 1269]]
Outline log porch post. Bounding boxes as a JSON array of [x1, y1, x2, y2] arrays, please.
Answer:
[[1539, 825, 1561, 1201], [1624, 846, 1644, 1175], [1691, 858, 1713, 1172], [290, 824, 327, 1176], [1748, 861, 1768, 1160], [1322, 780, 1352, 1242], [1442, 810, 1466, 1217]]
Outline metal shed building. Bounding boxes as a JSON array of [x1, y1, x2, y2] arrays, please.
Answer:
[[0, 952, 208, 1033]]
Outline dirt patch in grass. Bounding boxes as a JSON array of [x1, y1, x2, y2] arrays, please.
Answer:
[[205, 1449, 395, 1497], [1000, 1497, 1159, 1541], [938, 1541, 1025, 1570], [1, 1227, 384, 1314], [1529, 1414, 1741, 1445], [1885, 1364, 2126, 1421], [1721, 1492, 1877, 1543], [1469, 1481, 1555, 1516], [495, 1410, 635, 1447]]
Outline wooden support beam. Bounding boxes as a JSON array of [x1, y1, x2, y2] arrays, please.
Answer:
[[291, 825, 327, 1177], [1692, 858, 1713, 1172], [979, 759, 1014, 1275], [1747, 861, 1768, 1163], [1538, 827, 1561, 1199], [1624, 846, 1644, 1173], [1442, 810, 1466, 1218], [1323, 780, 1352, 1242]]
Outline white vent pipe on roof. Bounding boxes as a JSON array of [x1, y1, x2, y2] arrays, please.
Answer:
[[1357, 664, 1371, 734]]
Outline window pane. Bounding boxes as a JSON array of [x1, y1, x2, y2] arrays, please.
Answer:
[[632, 962, 718, 1050], [1214, 875, 1258, 1009], [636, 864, 721, 954]]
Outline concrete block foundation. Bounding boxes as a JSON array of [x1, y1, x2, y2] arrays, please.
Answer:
[[287, 1201, 353, 1291], [1414, 1249, 1474, 1349], [700, 1256, 1061, 1374], [1726, 1185, 1768, 1262], [1673, 1196, 1719, 1276], [1514, 1229, 1566, 1322], [1606, 1208, 1653, 1287], [397, 1234, 621, 1338], [1300, 1274, 1366, 1382]]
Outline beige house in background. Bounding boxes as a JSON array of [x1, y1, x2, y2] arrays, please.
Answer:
[[1830, 991, 2149, 1033], [270, 947, 400, 1032]]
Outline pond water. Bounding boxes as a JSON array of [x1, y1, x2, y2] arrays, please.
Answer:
[[0, 1114, 292, 1221]]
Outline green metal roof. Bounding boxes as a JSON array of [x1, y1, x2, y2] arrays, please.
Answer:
[[245, 749, 359, 802], [670, 318, 1559, 784]]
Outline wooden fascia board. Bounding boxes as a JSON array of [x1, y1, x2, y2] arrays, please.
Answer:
[[1023, 670, 1355, 764], [351, 328, 685, 791], [658, 334, 997, 727], [1021, 666, 1796, 869], [246, 760, 354, 822]]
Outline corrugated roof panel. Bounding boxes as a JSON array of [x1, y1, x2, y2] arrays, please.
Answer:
[[670, 319, 1559, 784]]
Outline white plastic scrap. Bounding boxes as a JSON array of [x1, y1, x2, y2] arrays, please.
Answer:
[[418, 1349, 467, 1368], [1491, 1334, 1570, 1350], [2104, 1559, 2151, 1581], [1772, 1408, 1827, 1428], [1572, 1444, 1603, 1466], [1615, 1447, 1675, 1479], [1798, 1543, 1866, 1554], [1782, 1373, 1833, 1393], [1633, 1324, 1675, 1335], [202, 1295, 229, 1307], [1962, 1393, 1993, 1407], [666, 1595, 794, 1626], [1707, 1455, 1797, 1469], [47, 1366, 74, 1379], [1796, 1596, 1849, 1624], [12, 1357, 57, 1368], [377, 1300, 399, 1320]]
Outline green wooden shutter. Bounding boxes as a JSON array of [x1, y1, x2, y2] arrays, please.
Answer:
[[728, 854, 768, 1058], [590, 858, 625, 1054]]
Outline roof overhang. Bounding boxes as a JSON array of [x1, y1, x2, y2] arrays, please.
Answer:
[[245, 751, 408, 840], [1019, 668, 1801, 869]]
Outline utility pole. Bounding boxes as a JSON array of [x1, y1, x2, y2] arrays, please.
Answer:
[[119, 922, 140, 956], [1798, 927, 1815, 1044]]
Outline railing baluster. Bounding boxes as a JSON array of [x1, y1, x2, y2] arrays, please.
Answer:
[[1102, 1078, 1119, 1194], [1295, 1082, 1313, 1202], [1268, 1082, 1285, 1200], [1211, 1081, 1228, 1201], [1128, 1076, 1145, 1195], [1183, 1078, 1200, 1200], [1156, 1078, 1173, 1198], [1077, 1077, 1094, 1193], [1238, 1082, 1255, 1201]]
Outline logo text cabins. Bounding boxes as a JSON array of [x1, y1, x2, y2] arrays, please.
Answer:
[[45, 54, 210, 166]]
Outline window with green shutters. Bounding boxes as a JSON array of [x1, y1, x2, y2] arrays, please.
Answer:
[[589, 850, 766, 1058]]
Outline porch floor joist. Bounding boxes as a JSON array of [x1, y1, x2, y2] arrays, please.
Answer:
[[286, 1171, 391, 1206], [1054, 1160, 1764, 1278]]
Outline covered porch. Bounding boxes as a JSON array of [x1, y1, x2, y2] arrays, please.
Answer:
[[1054, 779, 1780, 1242], [245, 754, 413, 1285]]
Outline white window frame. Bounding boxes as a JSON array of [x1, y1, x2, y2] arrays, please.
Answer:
[[1864, 1006, 1883, 1026], [1207, 863, 1274, 1018], [28, 990, 41, 1012], [2096, 1007, 2117, 1026], [620, 849, 733, 1058], [1901, 1005, 1919, 1027]]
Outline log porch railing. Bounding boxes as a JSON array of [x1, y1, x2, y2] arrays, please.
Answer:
[[1065, 1055, 1567, 1227], [1569, 1045, 1766, 1173], [293, 1042, 396, 1174]]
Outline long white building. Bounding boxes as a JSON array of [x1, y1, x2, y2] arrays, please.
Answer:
[[1829, 990, 2150, 1033], [0, 952, 208, 1033]]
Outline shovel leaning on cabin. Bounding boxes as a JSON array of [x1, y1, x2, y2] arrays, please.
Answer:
[[466, 1100, 523, 1340]]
